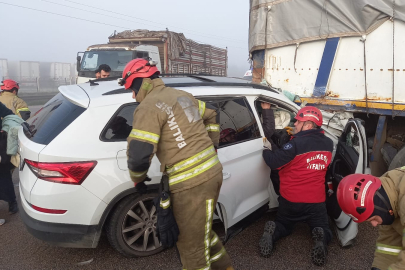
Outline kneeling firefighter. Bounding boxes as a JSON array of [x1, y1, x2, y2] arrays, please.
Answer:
[[120, 59, 233, 270]]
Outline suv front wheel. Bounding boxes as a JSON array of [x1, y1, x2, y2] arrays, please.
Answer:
[[106, 192, 163, 257]]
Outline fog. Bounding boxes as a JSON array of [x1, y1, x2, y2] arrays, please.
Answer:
[[0, 0, 250, 77]]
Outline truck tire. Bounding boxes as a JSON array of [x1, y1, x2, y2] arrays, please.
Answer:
[[106, 192, 164, 257], [389, 146, 405, 171]]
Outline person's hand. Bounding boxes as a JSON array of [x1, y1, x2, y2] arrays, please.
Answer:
[[261, 102, 271, 109]]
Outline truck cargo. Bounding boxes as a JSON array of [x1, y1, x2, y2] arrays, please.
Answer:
[[249, 0, 405, 249], [76, 30, 228, 83]]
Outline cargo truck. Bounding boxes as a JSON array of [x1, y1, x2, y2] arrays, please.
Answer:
[[77, 30, 228, 83]]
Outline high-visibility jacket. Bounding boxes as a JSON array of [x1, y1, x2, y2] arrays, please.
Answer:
[[372, 167, 405, 270], [127, 78, 221, 193], [0, 91, 30, 120]]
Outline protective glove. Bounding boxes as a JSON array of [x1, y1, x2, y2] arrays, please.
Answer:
[[153, 191, 180, 248], [134, 177, 151, 195]]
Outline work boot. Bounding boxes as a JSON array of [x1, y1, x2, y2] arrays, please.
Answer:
[[259, 221, 276, 257], [9, 201, 18, 215], [311, 227, 327, 266], [0, 219, 5, 226]]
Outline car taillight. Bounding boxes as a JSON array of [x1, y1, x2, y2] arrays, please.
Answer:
[[25, 159, 97, 185]]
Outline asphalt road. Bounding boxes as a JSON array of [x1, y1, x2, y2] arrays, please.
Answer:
[[0, 93, 379, 269], [0, 171, 379, 270]]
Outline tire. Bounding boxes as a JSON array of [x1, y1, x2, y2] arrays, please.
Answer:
[[389, 146, 405, 171], [106, 192, 164, 257]]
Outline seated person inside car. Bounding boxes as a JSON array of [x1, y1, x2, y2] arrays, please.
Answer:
[[220, 128, 237, 146]]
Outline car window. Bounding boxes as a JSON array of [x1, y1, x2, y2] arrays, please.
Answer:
[[101, 103, 138, 142], [203, 97, 261, 148], [25, 93, 86, 145]]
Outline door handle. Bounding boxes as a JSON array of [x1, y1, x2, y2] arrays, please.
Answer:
[[223, 172, 231, 180]]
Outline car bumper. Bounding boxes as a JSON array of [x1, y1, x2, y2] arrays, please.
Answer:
[[19, 197, 100, 248]]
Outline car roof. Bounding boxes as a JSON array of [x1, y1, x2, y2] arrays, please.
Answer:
[[59, 75, 297, 109]]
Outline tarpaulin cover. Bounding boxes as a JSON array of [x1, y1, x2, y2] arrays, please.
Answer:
[[249, 0, 405, 52]]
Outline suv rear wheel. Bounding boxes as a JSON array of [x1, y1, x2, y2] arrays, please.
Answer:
[[106, 192, 163, 257]]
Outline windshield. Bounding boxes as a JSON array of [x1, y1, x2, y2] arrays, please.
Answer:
[[80, 50, 139, 72]]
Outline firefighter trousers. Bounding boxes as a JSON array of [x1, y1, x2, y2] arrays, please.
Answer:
[[273, 196, 332, 244], [171, 172, 232, 270]]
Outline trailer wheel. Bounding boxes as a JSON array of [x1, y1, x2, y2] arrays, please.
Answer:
[[389, 146, 405, 171]]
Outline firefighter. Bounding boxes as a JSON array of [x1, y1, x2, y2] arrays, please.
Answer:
[[120, 59, 233, 270], [260, 106, 333, 266], [337, 169, 405, 270], [0, 79, 30, 120]]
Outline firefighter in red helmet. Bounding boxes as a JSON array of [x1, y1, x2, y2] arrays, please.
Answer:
[[120, 59, 233, 270], [337, 170, 405, 270], [260, 106, 333, 266], [0, 79, 30, 120]]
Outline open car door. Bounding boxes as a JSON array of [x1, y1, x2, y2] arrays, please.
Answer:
[[326, 118, 368, 247]]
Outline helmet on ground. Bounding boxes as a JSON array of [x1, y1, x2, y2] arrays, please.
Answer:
[[337, 174, 381, 223], [119, 59, 160, 89], [294, 106, 323, 127], [220, 128, 236, 140], [1, 79, 19, 91]]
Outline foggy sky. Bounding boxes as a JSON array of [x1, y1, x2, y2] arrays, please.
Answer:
[[0, 0, 250, 77]]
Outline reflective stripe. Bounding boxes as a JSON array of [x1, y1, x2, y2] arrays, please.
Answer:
[[184, 266, 210, 270], [376, 243, 402, 256], [16, 107, 29, 113], [210, 234, 219, 247], [129, 170, 147, 178], [160, 197, 170, 209], [204, 199, 214, 266], [166, 146, 215, 175], [169, 156, 220, 186], [129, 129, 160, 144], [206, 124, 220, 132], [210, 247, 225, 263], [198, 100, 206, 118]]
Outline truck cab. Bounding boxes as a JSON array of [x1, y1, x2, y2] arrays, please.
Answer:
[[76, 44, 161, 84]]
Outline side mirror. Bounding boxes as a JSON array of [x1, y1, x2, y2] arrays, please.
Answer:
[[76, 55, 81, 72]]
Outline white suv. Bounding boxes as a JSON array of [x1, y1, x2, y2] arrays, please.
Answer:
[[18, 76, 368, 257]]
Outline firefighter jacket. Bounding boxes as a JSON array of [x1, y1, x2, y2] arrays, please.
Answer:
[[262, 128, 333, 203], [372, 167, 405, 270], [0, 91, 30, 120], [127, 78, 221, 193]]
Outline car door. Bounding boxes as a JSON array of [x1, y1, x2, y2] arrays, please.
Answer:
[[200, 96, 270, 229], [326, 118, 368, 247], [105, 103, 163, 185]]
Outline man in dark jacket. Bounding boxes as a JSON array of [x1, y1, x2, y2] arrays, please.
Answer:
[[0, 102, 17, 225], [259, 106, 333, 267]]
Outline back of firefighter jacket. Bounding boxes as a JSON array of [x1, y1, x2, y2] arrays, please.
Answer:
[[127, 78, 221, 193], [0, 92, 30, 120]]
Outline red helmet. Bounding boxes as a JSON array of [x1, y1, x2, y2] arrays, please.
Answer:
[[337, 174, 381, 223], [295, 106, 323, 126], [120, 59, 160, 89], [1, 79, 19, 91], [220, 128, 236, 139]]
